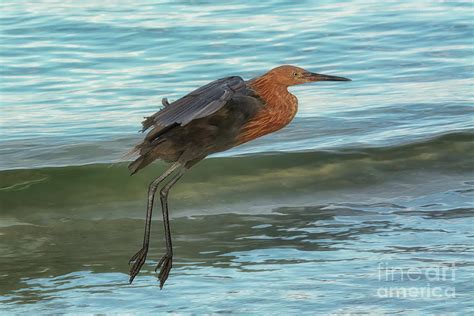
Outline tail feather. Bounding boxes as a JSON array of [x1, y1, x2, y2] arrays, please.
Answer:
[[128, 154, 154, 175], [127, 138, 167, 175], [127, 120, 179, 175]]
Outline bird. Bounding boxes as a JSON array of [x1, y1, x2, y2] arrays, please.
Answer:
[[127, 65, 351, 288]]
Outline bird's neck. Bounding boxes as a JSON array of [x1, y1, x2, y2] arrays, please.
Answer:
[[248, 74, 298, 117], [236, 75, 298, 145]]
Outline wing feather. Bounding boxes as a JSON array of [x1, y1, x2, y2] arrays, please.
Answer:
[[142, 76, 247, 131]]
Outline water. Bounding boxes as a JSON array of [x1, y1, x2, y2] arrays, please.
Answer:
[[0, 0, 473, 314]]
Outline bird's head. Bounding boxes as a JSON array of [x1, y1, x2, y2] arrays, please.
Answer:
[[267, 65, 351, 87]]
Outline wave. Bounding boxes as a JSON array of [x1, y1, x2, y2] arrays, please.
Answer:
[[0, 132, 472, 216]]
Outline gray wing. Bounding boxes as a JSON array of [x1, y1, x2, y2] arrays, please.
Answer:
[[142, 76, 247, 131]]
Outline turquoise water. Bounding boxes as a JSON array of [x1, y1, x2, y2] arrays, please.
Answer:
[[1, 1, 473, 314]]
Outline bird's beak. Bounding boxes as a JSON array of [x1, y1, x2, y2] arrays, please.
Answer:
[[304, 72, 351, 82]]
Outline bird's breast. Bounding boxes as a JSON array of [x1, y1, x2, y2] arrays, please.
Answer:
[[235, 86, 298, 145]]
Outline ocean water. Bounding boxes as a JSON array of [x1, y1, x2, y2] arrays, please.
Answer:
[[0, 0, 473, 314]]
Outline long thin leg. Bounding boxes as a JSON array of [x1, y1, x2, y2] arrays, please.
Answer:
[[129, 162, 181, 284], [155, 169, 185, 289]]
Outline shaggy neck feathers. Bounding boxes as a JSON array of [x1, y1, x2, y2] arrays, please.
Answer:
[[236, 74, 298, 145]]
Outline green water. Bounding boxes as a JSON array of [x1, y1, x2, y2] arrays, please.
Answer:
[[1, 133, 472, 217], [1, 133, 473, 313]]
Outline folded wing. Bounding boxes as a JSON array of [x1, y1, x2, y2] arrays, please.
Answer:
[[142, 76, 247, 131]]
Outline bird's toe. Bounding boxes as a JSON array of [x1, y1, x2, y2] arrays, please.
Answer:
[[128, 247, 148, 284], [155, 254, 173, 289]]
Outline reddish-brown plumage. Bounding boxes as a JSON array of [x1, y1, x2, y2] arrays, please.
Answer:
[[237, 68, 299, 145], [127, 65, 350, 288]]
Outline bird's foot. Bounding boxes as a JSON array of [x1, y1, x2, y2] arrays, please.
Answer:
[[128, 246, 148, 284], [155, 253, 173, 289]]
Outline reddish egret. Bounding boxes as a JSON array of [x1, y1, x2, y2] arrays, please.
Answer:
[[128, 65, 351, 288]]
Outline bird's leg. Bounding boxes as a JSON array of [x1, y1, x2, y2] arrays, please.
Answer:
[[154, 169, 185, 289], [129, 162, 181, 284]]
